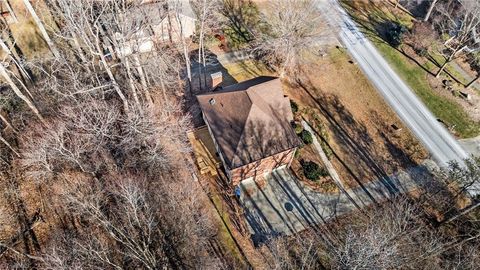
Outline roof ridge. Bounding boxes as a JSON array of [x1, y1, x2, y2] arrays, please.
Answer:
[[231, 92, 274, 166], [229, 92, 254, 166], [246, 88, 274, 117]]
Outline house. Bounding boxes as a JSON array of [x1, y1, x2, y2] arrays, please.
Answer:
[[197, 76, 301, 186], [115, 0, 196, 57]]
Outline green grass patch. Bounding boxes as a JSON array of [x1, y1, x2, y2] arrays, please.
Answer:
[[375, 42, 480, 138], [222, 60, 272, 83], [210, 193, 247, 267]]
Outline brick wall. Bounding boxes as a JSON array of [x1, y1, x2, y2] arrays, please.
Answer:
[[229, 148, 296, 186]]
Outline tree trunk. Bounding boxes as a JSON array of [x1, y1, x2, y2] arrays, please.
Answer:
[[176, 13, 192, 94], [197, 0, 207, 91], [133, 54, 153, 106], [436, 46, 466, 78], [0, 63, 44, 123], [436, 60, 449, 78], [466, 74, 480, 89], [441, 201, 480, 224], [0, 112, 17, 133], [123, 56, 141, 109], [0, 135, 20, 157], [22, 0, 61, 59], [424, 0, 438, 22], [95, 37, 130, 113], [0, 38, 32, 84], [4, 0, 18, 23], [72, 34, 92, 73]]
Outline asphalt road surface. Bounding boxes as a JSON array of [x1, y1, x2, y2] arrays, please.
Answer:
[[320, 0, 468, 167]]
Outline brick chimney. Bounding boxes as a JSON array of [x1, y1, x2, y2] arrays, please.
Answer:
[[211, 71, 223, 89]]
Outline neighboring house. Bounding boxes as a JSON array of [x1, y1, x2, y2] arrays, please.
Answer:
[[115, 0, 196, 57], [197, 77, 301, 186]]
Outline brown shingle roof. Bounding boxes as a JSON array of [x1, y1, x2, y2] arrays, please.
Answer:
[[197, 76, 301, 169]]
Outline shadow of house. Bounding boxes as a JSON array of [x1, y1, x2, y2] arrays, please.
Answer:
[[196, 76, 302, 186]]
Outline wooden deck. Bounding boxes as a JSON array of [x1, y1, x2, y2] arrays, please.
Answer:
[[187, 126, 222, 176]]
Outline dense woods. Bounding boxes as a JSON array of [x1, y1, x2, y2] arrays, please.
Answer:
[[0, 0, 480, 269], [0, 0, 230, 268]]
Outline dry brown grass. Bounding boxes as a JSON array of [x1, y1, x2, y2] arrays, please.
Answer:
[[285, 47, 428, 188], [5, 0, 53, 58]]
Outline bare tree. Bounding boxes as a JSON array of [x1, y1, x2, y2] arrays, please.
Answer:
[[264, 231, 328, 270], [254, 0, 330, 78], [172, 0, 194, 90], [48, 0, 133, 112], [22, 0, 60, 59], [424, 0, 439, 22], [39, 170, 223, 269], [433, 0, 480, 78], [3, 0, 18, 23], [0, 35, 31, 83], [329, 198, 442, 269], [192, 0, 221, 90], [0, 62, 44, 123]]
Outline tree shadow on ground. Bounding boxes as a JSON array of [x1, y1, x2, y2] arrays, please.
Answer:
[[398, 0, 430, 19], [341, 0, 438, 77], [292, 78, 420, 199]]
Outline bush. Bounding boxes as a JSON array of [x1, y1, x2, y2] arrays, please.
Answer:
[[290, 100, 299, 114], [415, 47, 429, 58], [293, 123, 303, 134], [294, 148, 300, 158], [300, 129, 313, 145], [385, 22, 407, 48], [301, 160, 326, 181]]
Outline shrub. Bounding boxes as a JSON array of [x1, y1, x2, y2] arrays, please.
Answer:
[[300, 129, 313, 145], [301, 160, 326, 180], [385, 22, 407, 48], [415, 47, 429, 58], [290, 100, 299, 114], [294, 148, 300, 158], [293, 122, 303, 134]]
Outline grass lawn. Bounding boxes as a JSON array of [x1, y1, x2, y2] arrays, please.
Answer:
[[221, 60, 272, 84], [286, 47, 428, 187], [341, 0, 480, 138], [375, 42, 480, 138], [209, 193, 247, 267]]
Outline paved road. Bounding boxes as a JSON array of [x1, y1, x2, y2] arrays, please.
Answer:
[[319, 0, 468, 167], [459, 136, 480, 157]]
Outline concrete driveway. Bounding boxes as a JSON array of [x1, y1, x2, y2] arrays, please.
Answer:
[[239, 165, 434, 245], [239, 168, 357, 245]]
